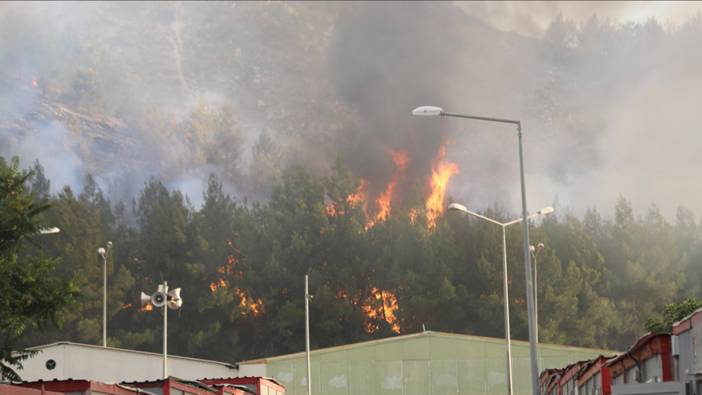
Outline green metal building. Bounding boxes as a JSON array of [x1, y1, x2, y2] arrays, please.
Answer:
[[240, 331, 614, 395]]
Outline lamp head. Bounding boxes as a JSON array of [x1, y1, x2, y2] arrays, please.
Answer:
[[97, 247, 106, 256], [39, 227, 60, 234], [448, 202, 468, 213], [537, 206, 555, 216], [412, 106, 443, 116]]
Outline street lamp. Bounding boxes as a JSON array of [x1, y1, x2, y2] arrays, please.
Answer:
[[413, 105, 542, 395], [97, 241, 112, 347], [139, 282, 183, 379], [38, 227, 60, 234], [305, 275, 313, 395], [529, 243, 545, 343], [449, 203, 553, 395]]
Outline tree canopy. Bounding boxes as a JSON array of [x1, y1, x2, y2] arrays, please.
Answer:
[[5, 155, 702, 374], [0, 157, 77, 381]]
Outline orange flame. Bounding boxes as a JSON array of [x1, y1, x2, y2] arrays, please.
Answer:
[[326, 178, 368, 217], [209, 278, 227, 292], [425, 145, 459, 229], [347, 178, 367, 207], [234, 287, 263, 317], [361, 287, 401, 334], [367, 150, 409, 228], [325, 203, 338, 216], [209, 279, 263, 317], [325, 146, 458, 232], [372, 182, 395, 224]]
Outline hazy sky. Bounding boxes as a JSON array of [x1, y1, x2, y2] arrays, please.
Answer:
[[459, 1, 702, 37]]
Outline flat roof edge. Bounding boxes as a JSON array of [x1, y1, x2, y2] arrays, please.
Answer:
[[26, 341, 237, 368], [239, 331, 617, 364]]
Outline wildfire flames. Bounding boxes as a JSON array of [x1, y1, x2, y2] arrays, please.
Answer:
[[361, 288, 400, 334], [208, 240, 264, 317], [209, 279, 264, 317], [336, 287, 401, 334], [203, 144, 457, 333], [347, 178, 367, 207], [368, 150, 408, 227], [328, 143, 458, 230], [425, 146, 459, 229]]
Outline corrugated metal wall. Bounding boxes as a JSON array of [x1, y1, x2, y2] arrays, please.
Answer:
[[265, 333, 610, 395]]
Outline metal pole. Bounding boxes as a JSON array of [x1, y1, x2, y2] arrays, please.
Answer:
[[518, 123, 539, 395], [502, 226, 514, 395], [102, 253, 107, 347], [432, 110, 539, 394], [533, 255, 539, 344], [163, 281, 168, 379], [305, 275, 312, 395]]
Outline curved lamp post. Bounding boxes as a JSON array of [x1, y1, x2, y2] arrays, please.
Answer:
[[413, 105, 541, 395], [97, 241, 112, 347], [449, 203, 553, 395]]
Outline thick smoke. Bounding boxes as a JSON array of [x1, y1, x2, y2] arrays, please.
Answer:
[[329, 2, 463, 199], [1, 2, 702, 217]]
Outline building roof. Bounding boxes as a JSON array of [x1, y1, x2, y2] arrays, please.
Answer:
[[18, 379, 155, 394], [240, 330, 616, 364], [124, 377, 217, 391], [200, 377, 284, 387], [558, 359, 592, 386], [0, 384, 64, 395], [577, 355, 616, 385], [605, 332, 666, 367], [672, 307, 702, 335], [25, 341, 238, 369], [209, 383, 258, 395]]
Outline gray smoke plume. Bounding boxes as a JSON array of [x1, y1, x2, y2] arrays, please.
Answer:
[[1, 2, 702, 217]]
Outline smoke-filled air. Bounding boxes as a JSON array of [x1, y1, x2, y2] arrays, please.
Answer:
[[3, 0, 702, 365]]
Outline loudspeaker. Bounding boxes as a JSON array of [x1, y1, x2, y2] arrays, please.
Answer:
[[168, 288, 181, 301], [140, 292, 151, 307], [151, 291, 167, 307], [168, 298, 183, 310], [167, 288, 182, 310]]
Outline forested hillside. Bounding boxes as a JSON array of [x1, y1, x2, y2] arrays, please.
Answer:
[[4, 3, 702, 214], [13, 158, 702, 362], [5, 2, 702, 364]]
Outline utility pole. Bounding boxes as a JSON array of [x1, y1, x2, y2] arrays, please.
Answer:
[[305, 275, 312, 395], [163, 281, 168, 379], [98, 241, 112, 347]]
